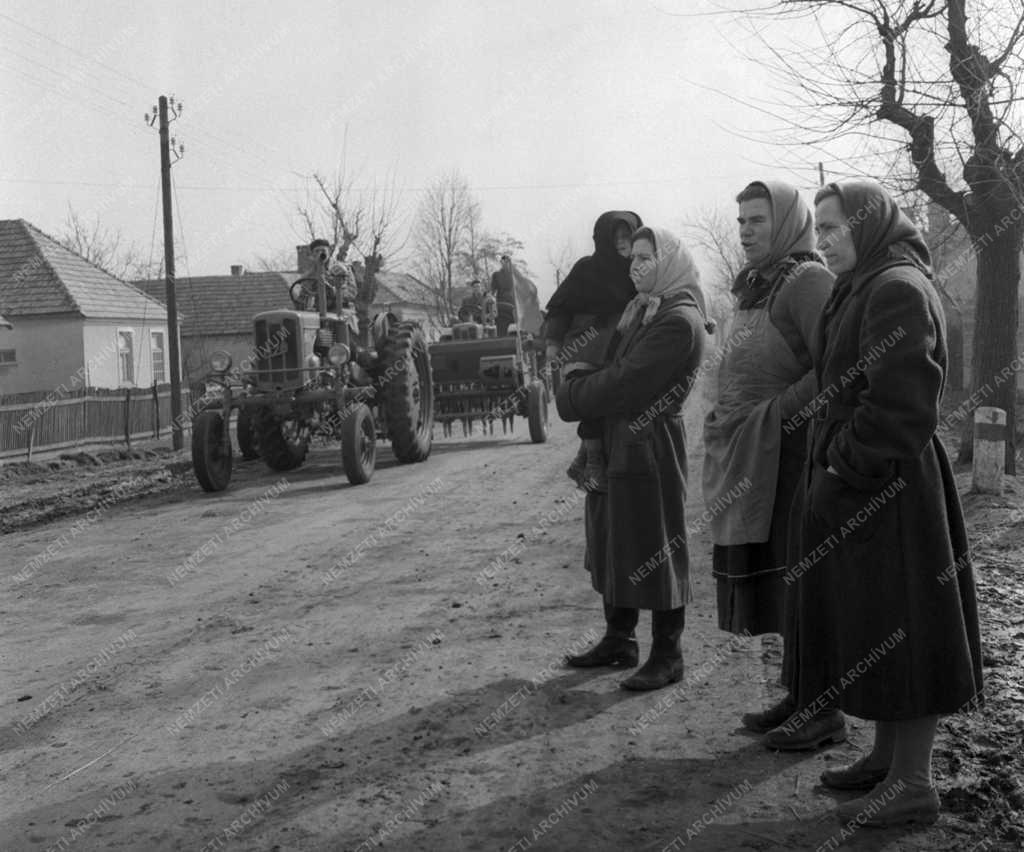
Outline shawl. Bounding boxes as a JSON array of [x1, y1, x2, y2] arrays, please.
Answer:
[[819, 179, 932, 319], [618, 227, 710, 331], [544, 211, 642, 316], [733, 180, 821, 309]]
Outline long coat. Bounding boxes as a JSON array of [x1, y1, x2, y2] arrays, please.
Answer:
[[790, 260, 984, 719], [556, 293, 706, 610]]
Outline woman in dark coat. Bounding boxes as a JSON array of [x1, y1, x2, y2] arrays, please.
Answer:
[[543, 210, 642, 490], [558, 226, 711, 690], [792, 180, 983, 825]]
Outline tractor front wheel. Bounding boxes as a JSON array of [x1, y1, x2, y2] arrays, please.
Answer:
[[340, 403, 376, 485], [192, 410, 233, 492], [527, 380, 549, 444], [259, 414, 309, 471]]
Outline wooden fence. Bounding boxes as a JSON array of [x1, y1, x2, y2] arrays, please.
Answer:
[[0, 384, 194, 458]]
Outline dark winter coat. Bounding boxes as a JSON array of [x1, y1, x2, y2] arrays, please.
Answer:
[[543, 211, 642, 366], [556, 292, 706, 609], [789, 180, 983, 719]]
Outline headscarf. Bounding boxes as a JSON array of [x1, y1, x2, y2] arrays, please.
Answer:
[[818, 179, 932, 291], [544, 210, 642, 316], [617, 226, 712, 332], [732, 180, 821, 308]]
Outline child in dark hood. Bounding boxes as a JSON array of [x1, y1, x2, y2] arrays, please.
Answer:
[[543, 210, 642, 491]]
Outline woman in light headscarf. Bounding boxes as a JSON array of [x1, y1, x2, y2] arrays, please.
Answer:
[[794, 179, 982, 826], [702, 180, 837, 748], [558, 226, 712, 690]]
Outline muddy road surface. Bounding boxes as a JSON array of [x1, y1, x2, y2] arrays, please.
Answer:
[[1, 403, 1018, 851]]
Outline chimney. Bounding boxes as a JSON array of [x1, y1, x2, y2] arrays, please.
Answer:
[[230, 264, 245, 276], [296, 244, 313, 273]]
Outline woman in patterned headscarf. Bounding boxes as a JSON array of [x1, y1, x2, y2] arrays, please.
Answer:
[[559, 226, 711, 691]]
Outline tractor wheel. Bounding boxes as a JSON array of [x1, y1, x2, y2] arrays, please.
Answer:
[[527, 380, 549, 444], [340, 403, 376, 485], [259, 413, 309, 472], [236, 408, 260, 460], [380, 321, 434, 463], [192, 410, 233, 492]]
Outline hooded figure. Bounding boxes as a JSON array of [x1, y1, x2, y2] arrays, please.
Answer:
[[557, 226, 709, 692], [542, 210, 642, 367], [701, 180, 837, 749], [793, 179, 982, 826]]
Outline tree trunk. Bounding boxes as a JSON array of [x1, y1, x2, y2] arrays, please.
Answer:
[[357, 255, 381, 347], [957, 217, 1023, 473]]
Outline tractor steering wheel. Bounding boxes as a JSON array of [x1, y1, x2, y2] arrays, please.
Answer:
[[290, 277, 319, 310]]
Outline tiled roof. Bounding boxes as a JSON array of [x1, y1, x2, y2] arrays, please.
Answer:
[[0, 219, 168, 320], [137, 269, 434, 336], [373, 271, 435, 307], [135, 272, 300, 336]]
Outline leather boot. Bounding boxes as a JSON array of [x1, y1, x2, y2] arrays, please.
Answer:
[[565, 602, 639, 668], [762, 707, 847, 751], [742, 694, 798, 733], [621, 607, 685, 691]]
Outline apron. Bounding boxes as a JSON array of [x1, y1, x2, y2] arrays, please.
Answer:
[[702, 291, 806, 546]]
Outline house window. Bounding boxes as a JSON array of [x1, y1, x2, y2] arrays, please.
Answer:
[[117, 329, 135, 385], [150, 331, 166, 383], [0, 349, 16, 365]]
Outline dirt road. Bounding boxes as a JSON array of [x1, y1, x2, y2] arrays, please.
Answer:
[[1, 397, 1018, 851]]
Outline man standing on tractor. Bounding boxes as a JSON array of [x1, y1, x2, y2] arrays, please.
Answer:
[[490, 255, 517, 335]]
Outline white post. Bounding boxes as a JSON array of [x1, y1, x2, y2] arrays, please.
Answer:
[[972, 406, 1005, 494]]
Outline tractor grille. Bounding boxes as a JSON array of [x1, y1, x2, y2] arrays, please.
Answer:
[[254, 315, 302, 388]]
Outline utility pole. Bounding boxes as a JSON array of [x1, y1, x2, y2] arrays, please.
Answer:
[[147, 96, 185, 449]]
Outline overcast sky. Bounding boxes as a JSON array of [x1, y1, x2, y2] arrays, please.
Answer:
[[0, 0, 855, 303]]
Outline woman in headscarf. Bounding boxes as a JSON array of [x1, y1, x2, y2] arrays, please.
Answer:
[[558, 226, 712, 690], [702, 180, 838, 749], [543, 210, 643, 491], [794, 179, 982, 825]]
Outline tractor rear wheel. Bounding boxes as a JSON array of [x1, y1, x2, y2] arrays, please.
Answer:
[[527, 380, 549, 443], [192, 410, 233, 492], [236, 407, 260, 460], [340, 403, 376, 485], [380, 321, 434, 462], [259, 413, 309, 471]]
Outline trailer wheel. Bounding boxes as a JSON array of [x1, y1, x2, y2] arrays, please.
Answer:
[[341, 403, 376, 485], [192, 410, 233, 492], [236, 407, 260, 460], [527, 380, 549, 443], [380, 321, 434, 462]]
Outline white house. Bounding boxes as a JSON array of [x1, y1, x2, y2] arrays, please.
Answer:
[[0, 219, 170, 395]]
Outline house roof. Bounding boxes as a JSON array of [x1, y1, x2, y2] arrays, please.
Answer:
[[135, 271, 300, 336], [137, 268, 435, 336], [0, 219, 168, 320], [372, 271, 435, 307]]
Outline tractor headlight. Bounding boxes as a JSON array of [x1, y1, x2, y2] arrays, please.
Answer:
[[328, 343, 350, 366], [210, 350, 232, 373]]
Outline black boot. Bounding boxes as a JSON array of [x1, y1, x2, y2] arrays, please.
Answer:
[[621, 607, 685, 691], [565, 602, 639, 668]]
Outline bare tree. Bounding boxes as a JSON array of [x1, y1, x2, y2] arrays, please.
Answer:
[[682, 207, 745, 335], [292, 164, 406, 340], [746, 0, 1024, 471], [413, 170, 481, 324], [59, 205, 158, 281], [547, 238, 577, 288]]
